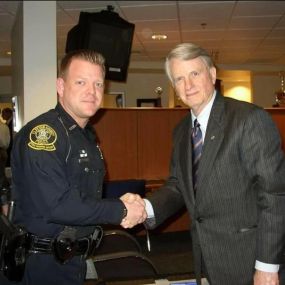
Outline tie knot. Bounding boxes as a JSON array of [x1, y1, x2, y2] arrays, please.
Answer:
[[194, 119, 200, 128], [193, 119, 201, 137]]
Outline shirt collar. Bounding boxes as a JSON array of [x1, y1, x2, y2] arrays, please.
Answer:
[[191, 90, 216, 139]]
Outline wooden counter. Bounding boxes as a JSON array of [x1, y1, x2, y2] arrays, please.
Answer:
[[266, 108, 285, 150]]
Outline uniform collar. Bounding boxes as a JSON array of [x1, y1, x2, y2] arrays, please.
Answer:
[[55, 103, 95, 139], [55, 103, 79, 132]]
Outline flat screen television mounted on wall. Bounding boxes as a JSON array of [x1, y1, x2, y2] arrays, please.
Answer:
[[65, 6, 135, 82]]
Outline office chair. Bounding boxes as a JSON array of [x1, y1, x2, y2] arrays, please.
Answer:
[[85, 228, 144, 281], [96, 228, 142, 255], [93, 251, 158, 281], [91, 180, 159, 281], [102, 179, 146, 199]]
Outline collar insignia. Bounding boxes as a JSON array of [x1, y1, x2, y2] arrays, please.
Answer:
[[96, 144, 104, 160], [28, 124, 57, 151]]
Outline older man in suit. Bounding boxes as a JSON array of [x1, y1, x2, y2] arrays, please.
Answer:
[[139, 43, 285, 285]]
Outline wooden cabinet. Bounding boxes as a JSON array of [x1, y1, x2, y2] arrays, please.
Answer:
[[92, 108, 189, 181]]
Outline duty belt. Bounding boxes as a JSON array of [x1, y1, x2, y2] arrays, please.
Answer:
[[0, 219, 103, 282], [29, 235, 93, 256], [28, 226, 103, 263]]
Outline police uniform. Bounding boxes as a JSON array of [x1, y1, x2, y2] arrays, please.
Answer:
[[10, 103, 126, 285]]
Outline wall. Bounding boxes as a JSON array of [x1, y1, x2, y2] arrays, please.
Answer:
[[223, 81, 252, 103], [251, 73, 281, 108], [0, 77, 11, 95], [10, 2, 57, 131], [105, 69, 170, 107]]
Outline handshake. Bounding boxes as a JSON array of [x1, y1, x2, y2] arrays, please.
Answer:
[[119, 193, 148, 229]]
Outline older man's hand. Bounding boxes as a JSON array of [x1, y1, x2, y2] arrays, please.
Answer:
[[254, 270, 279, 285]]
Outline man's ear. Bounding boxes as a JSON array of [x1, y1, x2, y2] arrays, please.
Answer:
[[56, 78, 65, 98], [210, 67, 217, 85]]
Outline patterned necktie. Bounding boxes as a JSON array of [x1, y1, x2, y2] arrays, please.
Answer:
[[191, 119, 203, 191]]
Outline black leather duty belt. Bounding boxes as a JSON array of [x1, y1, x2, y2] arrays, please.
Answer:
[[29, 235, 93, 256], [28, 226, 103, 262]]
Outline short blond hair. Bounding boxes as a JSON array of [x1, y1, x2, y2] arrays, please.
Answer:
[[59, 49, 106, 79]]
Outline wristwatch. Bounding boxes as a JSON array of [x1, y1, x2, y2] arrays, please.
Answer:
[[122, 205, 128, 220]]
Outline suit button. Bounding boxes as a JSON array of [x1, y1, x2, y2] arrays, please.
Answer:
[[196, 217, 203, 223]]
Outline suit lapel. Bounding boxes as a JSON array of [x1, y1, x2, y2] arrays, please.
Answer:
[[195, 93, 225, 199], [179, 114, 196, 202]]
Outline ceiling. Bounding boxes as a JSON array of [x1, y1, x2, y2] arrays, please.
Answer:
[[1, 1, 285, 69]]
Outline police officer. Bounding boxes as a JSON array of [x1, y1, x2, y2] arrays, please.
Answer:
[[7, 50, 146, 285]]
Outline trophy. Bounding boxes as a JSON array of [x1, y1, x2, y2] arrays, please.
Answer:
[[155, 87, 163, 97], [154, 87, 163, 107], [275, 71, 285, 107]]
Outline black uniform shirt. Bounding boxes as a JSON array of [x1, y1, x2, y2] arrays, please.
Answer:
[[12, 103, 125, 238]]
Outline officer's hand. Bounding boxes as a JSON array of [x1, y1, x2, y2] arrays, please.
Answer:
[[120, 193, 145, 206]]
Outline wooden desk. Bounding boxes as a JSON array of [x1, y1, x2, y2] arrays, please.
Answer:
[[145, 179, 165, 192]]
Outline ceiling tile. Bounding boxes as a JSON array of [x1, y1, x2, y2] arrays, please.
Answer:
[[182, 30, 225, 41], [230, 16, 281, 29], [223, 29, 269, 40], [179, 1, 235, 19], [57, 1, 117, 10], [134, 19, 179, 34], [233, 1, 285, 17], [120, 3, 177, 21]]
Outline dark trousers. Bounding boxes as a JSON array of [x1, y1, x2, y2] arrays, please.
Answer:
[[0, 272, 11, 285], [0, 148, 9, 190], [17, 254, 86, 285]]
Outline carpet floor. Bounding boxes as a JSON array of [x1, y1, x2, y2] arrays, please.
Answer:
[[137, 230, 194, 278]]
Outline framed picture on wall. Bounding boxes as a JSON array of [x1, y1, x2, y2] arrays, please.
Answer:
[[136, 98, 161, 107]]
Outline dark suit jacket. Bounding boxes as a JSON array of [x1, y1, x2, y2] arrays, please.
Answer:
[[147, 92, 285, 285]]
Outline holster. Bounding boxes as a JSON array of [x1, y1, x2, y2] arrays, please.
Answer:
[[53, 226, 77, 264], [53, 226, 103, 264], [88, 226, 103, 257], [0, 214, 29, 282]]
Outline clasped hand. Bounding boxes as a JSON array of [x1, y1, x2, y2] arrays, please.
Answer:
[[120, 193, 147, 228]]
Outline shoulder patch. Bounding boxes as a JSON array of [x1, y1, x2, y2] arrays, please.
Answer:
[[28, 124, 57, 151]]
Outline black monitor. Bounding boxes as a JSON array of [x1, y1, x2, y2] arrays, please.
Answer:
[[66, 7, 135, 82]]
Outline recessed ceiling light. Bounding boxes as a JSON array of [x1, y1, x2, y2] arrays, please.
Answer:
[[151, 34, 167, 40]]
